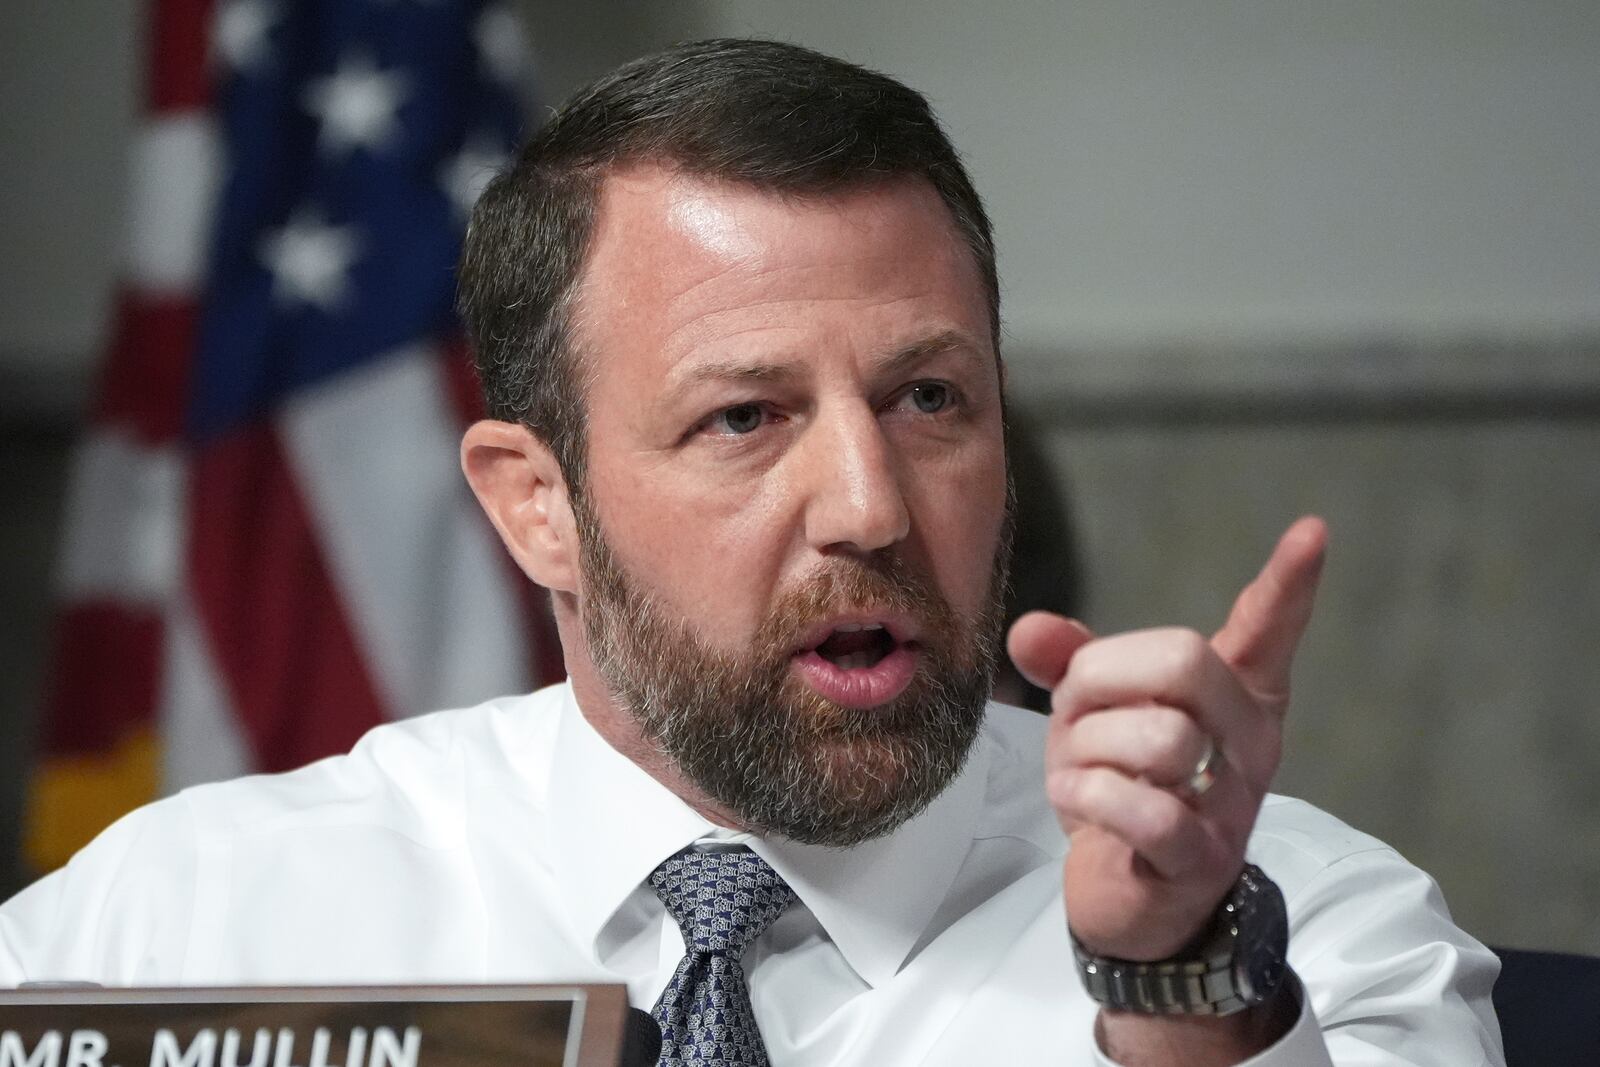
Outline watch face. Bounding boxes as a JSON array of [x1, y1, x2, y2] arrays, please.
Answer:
[[1233, 868, 1290, 1003]]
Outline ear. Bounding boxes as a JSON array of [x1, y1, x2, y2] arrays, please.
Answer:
[[461, 419, 580, 594]]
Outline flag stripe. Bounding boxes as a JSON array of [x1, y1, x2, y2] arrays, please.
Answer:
[[150, 0, 216, 113], [187, 424, 388, 771], [55, 431, 183, 603], [161, 594, 253, 790], [97, 292, 198, 443], [279, 344, 532, 716], [38, 604, 164, 757], [123, 116, 222, 295]]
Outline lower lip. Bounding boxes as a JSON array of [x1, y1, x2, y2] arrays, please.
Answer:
[[791, 644, 919, 708]]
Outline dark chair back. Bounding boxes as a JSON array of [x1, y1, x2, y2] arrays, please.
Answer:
[[1493, 947, 1600, 1066]]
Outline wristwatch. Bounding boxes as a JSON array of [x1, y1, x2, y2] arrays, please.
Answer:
[[1070, 863, 1288, 1016]]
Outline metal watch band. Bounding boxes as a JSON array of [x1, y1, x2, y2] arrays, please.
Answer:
[[1070, 863, 1285, 1017], [1071, 938, 1253, 1016]]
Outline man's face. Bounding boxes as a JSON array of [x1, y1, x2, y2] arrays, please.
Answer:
[[567, 165, 1011, 845]]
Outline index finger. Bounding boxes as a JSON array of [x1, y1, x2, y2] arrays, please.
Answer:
[[1210, 515, 1328, 709]]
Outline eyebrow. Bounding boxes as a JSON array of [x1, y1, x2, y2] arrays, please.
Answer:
[[667, 329, 984, 399], [871, 329, 981, 377]]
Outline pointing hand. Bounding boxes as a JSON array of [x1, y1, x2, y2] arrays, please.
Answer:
[[1007, 517, 1328, 960]]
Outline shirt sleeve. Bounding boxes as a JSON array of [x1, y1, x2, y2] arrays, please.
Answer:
[[0, 797, 201, 986], [1286, 844, 1504, 1066]]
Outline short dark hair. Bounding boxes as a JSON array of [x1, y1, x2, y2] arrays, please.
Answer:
[[457, 38, 999, 490]]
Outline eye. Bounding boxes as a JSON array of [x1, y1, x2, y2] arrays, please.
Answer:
[[709, 403, 766, 435], [906, 382, 952, 414]]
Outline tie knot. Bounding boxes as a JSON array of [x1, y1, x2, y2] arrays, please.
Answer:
[[649, 847, 795, 957]]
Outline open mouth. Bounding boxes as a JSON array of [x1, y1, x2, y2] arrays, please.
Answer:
[[813, 622, 897, 670], [792, 619, 920, 708]]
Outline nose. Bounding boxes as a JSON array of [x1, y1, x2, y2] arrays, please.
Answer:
[[801, 406, 911, 555]]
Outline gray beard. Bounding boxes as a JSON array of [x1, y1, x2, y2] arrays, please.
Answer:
[[574, 494, 1011, 847]]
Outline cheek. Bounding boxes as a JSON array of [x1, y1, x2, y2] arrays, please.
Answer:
[[588, 457, 788, 630], [913, 444, 1010, 607]]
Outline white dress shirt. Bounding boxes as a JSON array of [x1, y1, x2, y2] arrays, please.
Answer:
[[0, 683, 1503, 1065]]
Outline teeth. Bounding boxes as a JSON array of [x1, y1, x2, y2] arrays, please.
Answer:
[[833, 651, 879, 670], [833, 622, 886, 633]]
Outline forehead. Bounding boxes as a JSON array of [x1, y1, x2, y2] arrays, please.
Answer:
[[568, 164, 991, 375]]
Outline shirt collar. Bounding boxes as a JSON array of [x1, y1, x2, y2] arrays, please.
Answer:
[[545, 685, 716, 961], [544, 683, 992, 990]]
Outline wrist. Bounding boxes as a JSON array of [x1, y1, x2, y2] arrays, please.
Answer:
[[1071, 864, 1289, 1016]]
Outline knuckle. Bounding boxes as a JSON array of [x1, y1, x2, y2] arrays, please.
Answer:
[[1161, 627, 1212, 682], [1138, 707, 1198, 781], [1141, 705, 1190, 753], [1066, 766, 1115, 815], [1060, 642, 1107, 708], [1048, 681, 1078, 721], [1063, 645, 1130, 712], [1045, 767, 1080, 812]]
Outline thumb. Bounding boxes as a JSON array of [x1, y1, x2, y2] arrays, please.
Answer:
[[1210, 516, 1328, 712], [1007, 611, 1095, 692]]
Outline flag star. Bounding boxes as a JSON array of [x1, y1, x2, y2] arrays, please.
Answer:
[[213, 0, 281, 74], [439, 134, 509, 221], [475, 5, 529, 85], [302, 54, 411, 156], [258, 213, 362, 312]]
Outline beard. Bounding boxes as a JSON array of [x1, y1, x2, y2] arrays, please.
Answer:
[[573, 493, 1012, 848]]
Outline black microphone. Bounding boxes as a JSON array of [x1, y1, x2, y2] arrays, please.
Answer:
[[620, 1007, 662, 1066]]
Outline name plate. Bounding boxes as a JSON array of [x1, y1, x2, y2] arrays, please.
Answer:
[[0, 985, 629, 1067]]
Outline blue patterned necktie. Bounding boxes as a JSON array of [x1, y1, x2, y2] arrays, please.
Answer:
[[648, 847, 796, 1066]]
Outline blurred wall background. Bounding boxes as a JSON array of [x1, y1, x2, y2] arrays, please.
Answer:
[[2, 1, 1596, 951]]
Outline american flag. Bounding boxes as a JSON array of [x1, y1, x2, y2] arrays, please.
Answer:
[[26, 0, 561, 872]]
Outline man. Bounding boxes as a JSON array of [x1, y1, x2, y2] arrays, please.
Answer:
[[2, 40, 1501, 1066]]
